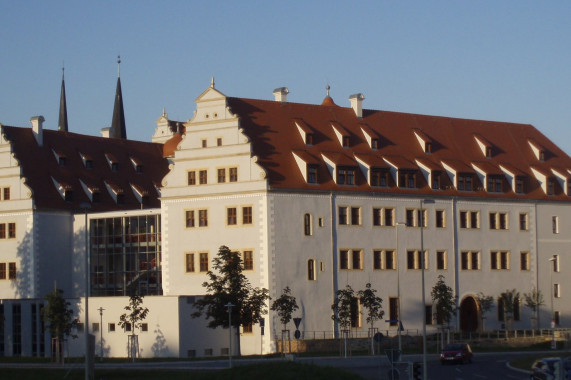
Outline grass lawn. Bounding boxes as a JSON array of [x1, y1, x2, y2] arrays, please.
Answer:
[[0, 361, 365, 380]]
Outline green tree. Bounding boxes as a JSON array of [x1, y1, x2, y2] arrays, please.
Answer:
[[357, 283, 384, 355], [331, 284, 356, 331], [523, 287, 544, 329], [476, 292, 494, 331], [431, 275, 455, 326], [118, 294, 149, 360], [271, 286, 299, 331], [192, 245, 270, 356], [500, 289, 520, 330], [42, 288, 78, 364]]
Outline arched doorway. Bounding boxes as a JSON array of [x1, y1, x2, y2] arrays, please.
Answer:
[[460, 296, 479, 332]]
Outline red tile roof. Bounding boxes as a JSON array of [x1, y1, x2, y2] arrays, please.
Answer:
[[1, 126, 169, 212], [226, 96, 571, 201]]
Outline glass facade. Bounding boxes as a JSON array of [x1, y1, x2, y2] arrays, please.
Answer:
[[90, 215, 162, 296]]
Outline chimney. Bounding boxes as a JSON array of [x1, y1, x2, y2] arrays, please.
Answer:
[[30, 116, 45, 146], [349, 93, 365, 118], [273, 87, 289, 102], [100, 127, 111, 138]]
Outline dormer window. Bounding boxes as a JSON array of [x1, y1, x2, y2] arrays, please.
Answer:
[[342, 136, 350, 148], [307, 165, 318, 184], [516, 177, 525, 194], [425, 142, 432, 154], [528, 139, 548, 162], [539, 151, 545, 162], [85, 160, 93, 169], [64, 190, 73, 201], [130, 157, 143, 173], [457, 174, 473, 191], [487, 175, 503, 193], [371, 168, 390, 188], [432, 173, 441, 190], [485, 147, 493, 158], [306, 133, 314, 145], [399, 170, 417, 189], [548, 178, 556, 195], [111, 162, 119, 172], [337, 167, 356, 185], [92, 191, 101, 203], [59, 157, 67, 167], [117, 193, 125, 204], [371, 138, 379, 150]]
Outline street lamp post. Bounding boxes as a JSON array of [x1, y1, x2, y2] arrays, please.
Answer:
[[395, 221, 406, 353], [98, 307, 105, 360], [80, 202, 91, 380], [225, 302, 234, 368], [420, 199, 434, 380], [549, 257, 556, 350]]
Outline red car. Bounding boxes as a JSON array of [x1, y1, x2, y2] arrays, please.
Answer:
[[440, 343, 473, 364]]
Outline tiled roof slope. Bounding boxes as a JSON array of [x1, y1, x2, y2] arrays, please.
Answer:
[[1, 126, 169, 212], [226, 96, 571, 201]]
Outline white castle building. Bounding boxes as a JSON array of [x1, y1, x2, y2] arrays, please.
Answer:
[[0, 73, 569, 358]]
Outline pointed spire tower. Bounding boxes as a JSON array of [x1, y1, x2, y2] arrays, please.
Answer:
[[110, 56, 127, 139], [58, 66, 69, 132]]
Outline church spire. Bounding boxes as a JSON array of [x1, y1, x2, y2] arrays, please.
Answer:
[[58, 65, 69, 132], [110, 56, 127, 139]]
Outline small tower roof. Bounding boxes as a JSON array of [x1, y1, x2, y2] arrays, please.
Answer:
[[58, 66, 69, 132], [110, 56, 127, 139]]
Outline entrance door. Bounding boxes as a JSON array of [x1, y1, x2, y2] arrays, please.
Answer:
[[460, 296, 479, 332]]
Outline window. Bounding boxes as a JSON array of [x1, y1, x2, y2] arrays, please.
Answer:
[[520, 252, 530, 271], [339, 249, 362, 270], [435, 210, 445, 228], [108, 323, 116, 332], [373, 250, 396, 270], [307, 259, 316, 281], [371, 138, 379, 149], [405, 208, 427, 227], [552, 216, 559, 234], [242, 206, 253, 224], [199, 253, 208, 272], [399, 171, 417, 189], [350, 297, 361, 328], [187, 171, 196, 185], [8, 262, 16, 279], [111, 162, 119, 172], [461, 251, 480, 270], [198, 210, 208, 227], [371, 169, 390, 187], [307, 165, 318, 184], [425, 305, 433, 325], [3, 187, 9, 201], [516, 177, 525, 194], [185, 210, 195, 228], [554, 311, 560, 326], [489, 212, 509, 230], [552, 255, 560, 272], [93, 323, 100, 333], [458, 211, 480, 229], [201, 139, 207, 148], [554, 284, 561, 298], [217, 138, 222, 146], [389, 298, 399, 327], [490, 251, 510, 270], [350, 207, 361, 226], [487, 175, 503, 192], [372, 207, 394, 226], [124, 323, 132, 332], [199, 170, 207, 185], [229, 167, 238, 182], [7, 223, 15, 239], [305, 133, 314, 145], [339, 207, 348, 225], [242, 323, 253, 334], [204, 348, 213, 356], [513, 297, 521, 321], [141, 323, 148, 332], [547, 178, 555, 195], [0, 263, 5, 279], [185, 253, 195, 273], [227, 208, 237, 225], [457, 174, 473, 191], [519, 213, 529, 231], [342, 136, 350, 148], [497, 298, 505, 322], [485, 146, 493, 158], [432, 173, 441, 190], [64, 190, 73, 202], [425, 142, 432, 153], [304, 213, 312, 236], [0, 224, 5, 239], [436, 251, 447, 270], [406, 250, 427, 270], [218, 168, 226, 183], [337, 167, 356, 185], [243, 251, 253, 270]]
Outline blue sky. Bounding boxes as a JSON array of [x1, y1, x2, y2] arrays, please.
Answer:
[[2, 2, 571, 153]]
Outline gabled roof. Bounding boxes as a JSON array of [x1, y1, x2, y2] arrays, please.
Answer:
[[1, 126, 169, 212], [225, 96, 571, 201]]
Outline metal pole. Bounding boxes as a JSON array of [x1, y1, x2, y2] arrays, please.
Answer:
[[549, 257, 556, 349], [395, 222, 406, 353], [81, 204, 91, 380], [226, 303, 234, 368], [420, 199, 434, 380], [98, 307, 104, 360]]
